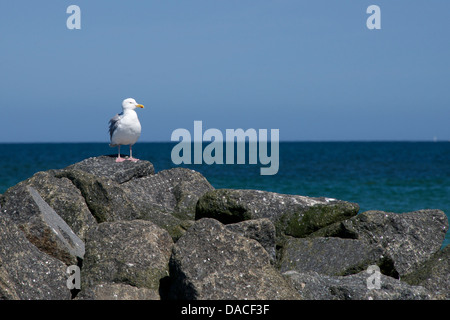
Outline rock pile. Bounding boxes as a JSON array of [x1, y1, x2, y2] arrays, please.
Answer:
[[0, 156, 448, 300]]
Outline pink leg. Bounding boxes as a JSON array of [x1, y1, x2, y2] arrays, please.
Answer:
[[116, 145, 126, 162], [128, 145, 139, 162]]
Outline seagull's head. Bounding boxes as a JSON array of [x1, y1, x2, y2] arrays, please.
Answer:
[[122, 98, 144, 110]]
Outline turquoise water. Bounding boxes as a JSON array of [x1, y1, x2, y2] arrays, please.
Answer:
[[0, 142, 449, 247]]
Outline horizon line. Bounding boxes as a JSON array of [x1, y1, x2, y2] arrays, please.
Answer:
[[0, 140, 449, 144]]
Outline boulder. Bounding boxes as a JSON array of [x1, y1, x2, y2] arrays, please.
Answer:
[[123, 167, 214, 221], [122, 167, 214, 240], [0, 215, 71, 300], [283, 270, 434, 300], [195, 189, 359, 237], [225, 218, 276, 263], [279, 237, 385, 276], [310, 210, 449, 276], [76, 283, 160, 300], [55, 169, 141, 223], [57, 161, 213, 240], [81, 220, 173, 292], [169, 218, 301, 300], [64, 155, 155, 183], [402, 246, 449, 299], [1, 185, 85, 265], [2, 170, 97, 241]]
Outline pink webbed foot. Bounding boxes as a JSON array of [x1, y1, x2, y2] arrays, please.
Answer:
[[127, 157, 139, 162], [116, 157, 126, 163]]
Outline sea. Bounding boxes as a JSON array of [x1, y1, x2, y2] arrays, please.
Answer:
[[0, 142, 449, 247]]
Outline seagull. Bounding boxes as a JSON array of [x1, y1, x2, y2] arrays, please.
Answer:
[[109, 98, 144, 163]]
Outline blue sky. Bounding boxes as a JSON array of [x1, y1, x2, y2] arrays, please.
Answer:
[[1, 1, 449, 142]]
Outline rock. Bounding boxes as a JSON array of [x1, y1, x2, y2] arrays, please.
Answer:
[[55, 169, 141, 223], [76, 283, 160, 300], [0, 215, 71, 300], [58, 162, 213, 241], [195, 189, 359, 237], [1, 185, 85, 265], [60, 167, 184, 240], [122, 167, 214, 240], [123, 167, 214, 221], [64, 155, 155, 184], [310, 210, 449, 276], [4, 171, 97, 241], [402, 246, 450, 299], [279, 237, 385, 276], [225, 218, 276, 263], [81, 220, 173, 292], [169, 218, 301, 300], [283, 270, 434, 300]]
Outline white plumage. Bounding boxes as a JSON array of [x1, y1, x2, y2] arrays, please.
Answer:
[[109, 98, 144, 162]]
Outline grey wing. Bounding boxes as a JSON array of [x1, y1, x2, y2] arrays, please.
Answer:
[[108, 113, 122, 140]]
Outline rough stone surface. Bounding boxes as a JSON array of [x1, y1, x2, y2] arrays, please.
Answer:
[[124, 167, 214, 221], [55, 169, 141, 224], [81, 220, 173, 291], [310, 210, 449, 276], [56, 162, 214, 240], [169, 218, 301, 300], [196, 189, 359, 237], [3, 171, 96, 241], [122, 167, 214, 240], [225, 218, 276, 263], [1, 185, 85, 265], [283, 270, 434, 300], [279, 237, 385, 276], [402, 246, 450, 299], [0, 215, 71, 300], [64, 155, 155, 184], [77, 283, 160, 300]]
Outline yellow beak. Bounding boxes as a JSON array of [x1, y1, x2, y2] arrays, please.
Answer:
[[136, 104, 144, 108]]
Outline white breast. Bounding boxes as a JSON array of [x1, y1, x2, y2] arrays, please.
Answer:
[[111, 110, 142, 146]]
